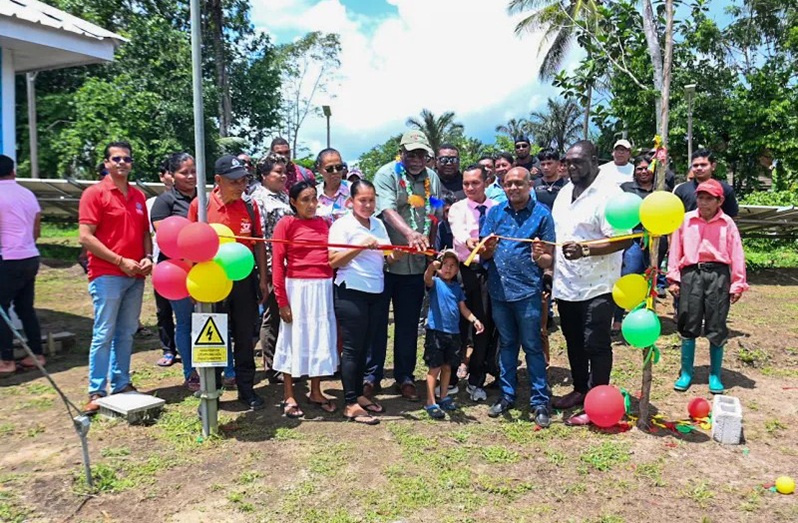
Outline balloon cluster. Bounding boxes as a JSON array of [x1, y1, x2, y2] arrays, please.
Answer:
[[151, 217, 255, 303], [606, 191, 685, 348]]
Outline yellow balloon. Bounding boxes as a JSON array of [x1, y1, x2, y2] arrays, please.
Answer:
[[776, 476, 795, 495], [186, 261, 233, 302], [639, 191, 685, 236], [612, 274, 648, 310], [209, 223, 235, 244]]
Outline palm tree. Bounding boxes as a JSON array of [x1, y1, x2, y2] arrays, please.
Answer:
[[406, 109, 464, 157], [495, 118, 530, 140], [507, 0, 603, 138], [527, 98, 582, 153]]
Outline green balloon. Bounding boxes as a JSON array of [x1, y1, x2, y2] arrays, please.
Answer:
[[605, 192, 643, 230], [214, 242, 254, 281], [621, 308, 661, 348]]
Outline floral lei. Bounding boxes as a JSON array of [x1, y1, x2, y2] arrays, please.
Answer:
[[395, 160, 434, 237]]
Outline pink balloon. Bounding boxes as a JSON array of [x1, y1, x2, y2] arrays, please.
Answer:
[[177, 222, 220, 262], [156, 216, 191, 259], [152, 260, 190, 300], [584, 385, 626, 428]]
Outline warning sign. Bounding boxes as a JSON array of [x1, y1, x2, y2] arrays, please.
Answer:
[[191, 313, 228, 367]]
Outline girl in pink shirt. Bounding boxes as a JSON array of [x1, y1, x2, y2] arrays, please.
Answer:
[[272, 181, 338, 418], [667, 179, 748, 394]]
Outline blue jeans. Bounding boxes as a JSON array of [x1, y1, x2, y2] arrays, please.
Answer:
[[492, 295, 549, 407], [366, 273, 425, 386], [171, 297, 235, 381], [87, 276, 144, 396]]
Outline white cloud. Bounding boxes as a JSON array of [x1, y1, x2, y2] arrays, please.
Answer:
[[250, 0, 567, 161]]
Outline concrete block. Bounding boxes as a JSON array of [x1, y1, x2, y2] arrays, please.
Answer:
[[711, 395, 743, 445], [95, 392, 165, 424]]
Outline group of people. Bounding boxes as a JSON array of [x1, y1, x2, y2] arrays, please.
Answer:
[[0, 129, 748, 428]]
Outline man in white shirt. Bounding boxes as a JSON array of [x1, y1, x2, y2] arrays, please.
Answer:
[[598, 139, 634, 187], [551, 141, 632, 425]]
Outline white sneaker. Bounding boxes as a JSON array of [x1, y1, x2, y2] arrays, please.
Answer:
[[434, 384, 459, 397], [466, 385, 487, 402]]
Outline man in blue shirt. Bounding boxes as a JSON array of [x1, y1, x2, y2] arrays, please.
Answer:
[[469, 167, 555, 427]]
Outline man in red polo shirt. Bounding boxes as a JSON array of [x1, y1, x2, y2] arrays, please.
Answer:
[[188, 155, 268, 410], [78, 141, 153, 413]]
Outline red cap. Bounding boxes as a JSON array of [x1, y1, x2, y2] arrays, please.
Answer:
[[696, 179, 724, 200]]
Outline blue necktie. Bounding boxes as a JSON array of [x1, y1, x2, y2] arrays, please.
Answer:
[[477, 205, 487, 232]]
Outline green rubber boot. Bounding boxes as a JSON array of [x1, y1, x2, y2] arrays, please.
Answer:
[[674, 339, 696, 392], [709, 345, 725, 394]]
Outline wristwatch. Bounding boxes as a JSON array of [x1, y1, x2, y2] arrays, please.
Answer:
[[581, 244, 591, 257]]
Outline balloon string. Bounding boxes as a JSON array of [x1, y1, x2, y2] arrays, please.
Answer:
[[220, 235, 438, 257]]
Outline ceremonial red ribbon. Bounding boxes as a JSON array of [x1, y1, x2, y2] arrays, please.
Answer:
[[222, 235, 438, 257]]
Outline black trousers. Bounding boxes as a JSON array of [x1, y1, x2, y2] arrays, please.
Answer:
[[258, 281, 281, 379], [557, 293, 614, 394], [335, 283, 382, 404], [215, 271, 258, 396], [677, 263, 731, 347], [460, 263, 499, 387], [0, 257, 42, 360], [154, 289, 176, 353]]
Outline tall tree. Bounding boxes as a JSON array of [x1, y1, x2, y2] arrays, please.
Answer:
[[208, 0, 232, 136], [406, 109, 464, 157], [495, 118, 530, 139], [274, 32, 341, 157], [526, 98, 581, 153]]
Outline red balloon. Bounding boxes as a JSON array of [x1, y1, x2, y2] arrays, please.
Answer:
[[156, 216, 191, 259], [152, 260, 190, 300], [177, 222, 220, 262], [584, 385, 626, 428], [688, 397, 711, 419]]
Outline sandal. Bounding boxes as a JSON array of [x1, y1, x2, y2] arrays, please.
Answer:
[[439, 396, 458, 411], [359, 401, 384, 414], [424, 404, 445, 420], [282, 401, 304, 418], [308, 397, 337, 413], [156, 353, 177, 367], [345, 413, 379, 425]]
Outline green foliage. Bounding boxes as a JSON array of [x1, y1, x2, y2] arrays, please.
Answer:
[[357, 134, 401, 180], [406, 109, 465, 157], [527, 98, 582, 153]]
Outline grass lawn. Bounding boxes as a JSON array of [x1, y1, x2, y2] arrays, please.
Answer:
[[0, 232, 796, 522]]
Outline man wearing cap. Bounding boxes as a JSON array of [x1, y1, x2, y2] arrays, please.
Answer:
[[367, 130, 443, 400], [188, 155, 269, 410], [551, 141, 632, 425], [436, 143, 465, 201], [598, 139, 634, 187], [668, 178, 747, 394], [78, 141, 153, 413], [674, 148, 738, 218], [467, 166, 555, 427], [513, 135, 540, 175]]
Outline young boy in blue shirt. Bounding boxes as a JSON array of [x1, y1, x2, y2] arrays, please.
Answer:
[[423, 250, 484, 419]]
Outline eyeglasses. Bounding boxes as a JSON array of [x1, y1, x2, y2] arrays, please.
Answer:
[[437, 156, 459, 165], [324, 164, 346, 174], [515, 143, 530, 149], [110, 156, 133, 164]]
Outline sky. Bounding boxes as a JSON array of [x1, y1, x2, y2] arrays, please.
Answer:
[[250, 0, 733, 163], [250, 0, 565, 162]]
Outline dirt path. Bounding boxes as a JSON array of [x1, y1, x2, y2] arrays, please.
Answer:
[[1, 261, 797, 522]]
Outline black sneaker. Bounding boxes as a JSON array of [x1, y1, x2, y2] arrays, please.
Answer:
[[238, 392, 265, 411], [533, 405, 551, 428], [488, 398, 513, 418]]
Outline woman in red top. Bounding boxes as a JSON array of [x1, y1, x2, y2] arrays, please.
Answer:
[[272, 181, 338, 418]]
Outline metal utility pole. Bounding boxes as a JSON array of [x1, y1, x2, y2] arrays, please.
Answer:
[[323, 105, 332, 148], [685, 84, 696, 163], [26, 73, 39, 178], [190, 0, 218, 437]]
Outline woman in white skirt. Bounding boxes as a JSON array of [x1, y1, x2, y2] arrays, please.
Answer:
[[272, 180, 338, 417]]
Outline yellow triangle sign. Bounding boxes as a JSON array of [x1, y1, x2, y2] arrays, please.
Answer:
[[194, 316, 225, 346]]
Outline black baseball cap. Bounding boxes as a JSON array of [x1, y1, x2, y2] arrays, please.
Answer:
[[214, 155, 249, 179], [514, 134, 530, 145]]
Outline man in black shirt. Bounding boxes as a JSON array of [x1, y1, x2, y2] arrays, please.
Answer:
[[533, 148, 566, 211], [674, 149, 738, 217], [436, 143, 465, 201], [513, 134, 540, 176]]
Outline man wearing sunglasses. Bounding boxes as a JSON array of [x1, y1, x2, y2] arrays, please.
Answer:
[[513, 134, 540, 175], [436, 144, 465, 201], [79, 141, 153, 413], [369, 130, 443, 401]]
